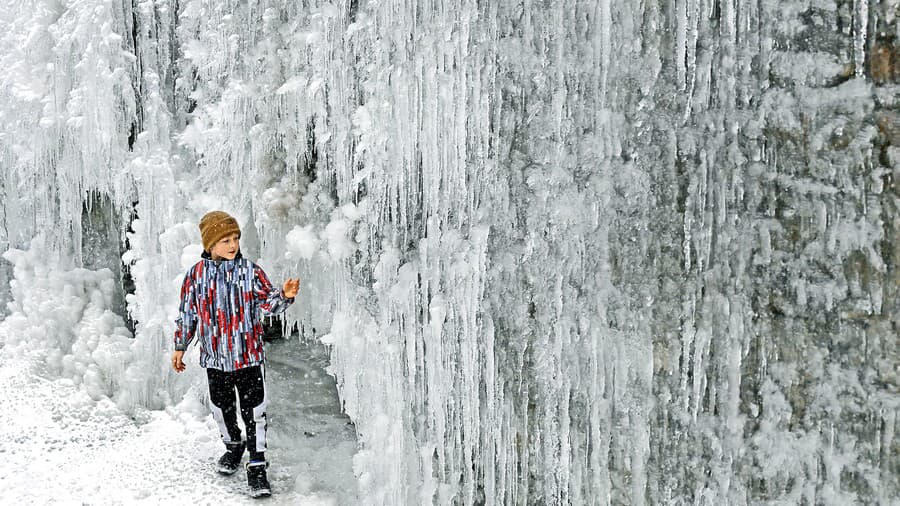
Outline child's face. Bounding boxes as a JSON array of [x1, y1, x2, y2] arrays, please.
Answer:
[[210, 232, 240, 261]]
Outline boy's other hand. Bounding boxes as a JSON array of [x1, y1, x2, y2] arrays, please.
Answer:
[[283, 278, 300, 299], [171, 351, 186, 372]]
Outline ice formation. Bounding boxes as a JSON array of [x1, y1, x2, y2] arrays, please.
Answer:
[[1, 0, 898, 504]]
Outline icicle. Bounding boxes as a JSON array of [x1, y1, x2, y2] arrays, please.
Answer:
[[676, 0, 688, 88], [854, 0, 869, 77]]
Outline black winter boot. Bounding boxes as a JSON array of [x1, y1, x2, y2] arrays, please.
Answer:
[[217, 441, 245, 475], [246, 461, 271, 498]]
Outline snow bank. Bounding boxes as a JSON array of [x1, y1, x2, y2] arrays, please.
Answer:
[[0, 239, 136, 410]]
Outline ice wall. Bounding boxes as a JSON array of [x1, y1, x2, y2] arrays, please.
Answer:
[[1, 0, 898, 504]]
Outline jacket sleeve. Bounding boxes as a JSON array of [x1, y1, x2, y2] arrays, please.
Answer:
[[174, 271, 198, 351], [252, 264, 295, 316]]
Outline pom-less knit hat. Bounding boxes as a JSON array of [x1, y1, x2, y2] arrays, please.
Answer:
[[199, 211, 241, 252]]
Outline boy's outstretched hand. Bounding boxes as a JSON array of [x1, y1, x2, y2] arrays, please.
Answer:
[[283, 278, 300, 299]]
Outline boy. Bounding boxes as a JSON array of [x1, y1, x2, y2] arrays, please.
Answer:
[[171, 210, 300, 498]]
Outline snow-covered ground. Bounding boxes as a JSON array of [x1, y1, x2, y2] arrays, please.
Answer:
[[0, 336, 357, 505]]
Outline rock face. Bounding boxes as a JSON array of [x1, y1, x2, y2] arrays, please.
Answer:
[[0, 0, 898, 504]]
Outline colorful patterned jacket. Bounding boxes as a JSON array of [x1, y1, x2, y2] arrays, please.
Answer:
[[174, 251, 294, 372]]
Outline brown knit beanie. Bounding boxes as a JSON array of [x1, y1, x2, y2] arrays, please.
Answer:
[[199, 211, 241, 252]]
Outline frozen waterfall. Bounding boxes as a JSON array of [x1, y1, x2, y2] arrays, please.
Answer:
[[1, 0, 898, 504]]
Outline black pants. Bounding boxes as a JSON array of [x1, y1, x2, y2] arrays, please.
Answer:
[[207, 365, 268, 462]]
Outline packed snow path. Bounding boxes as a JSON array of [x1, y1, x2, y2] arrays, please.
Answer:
[[0, 337, 357, 505]]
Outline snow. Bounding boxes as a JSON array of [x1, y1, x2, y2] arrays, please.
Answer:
[[285, 225, 320, 261], [0, 352, 354, 505]]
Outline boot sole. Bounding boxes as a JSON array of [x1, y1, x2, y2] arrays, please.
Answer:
[[217, 466, 240, 475], [250, 488, 271, 498]]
